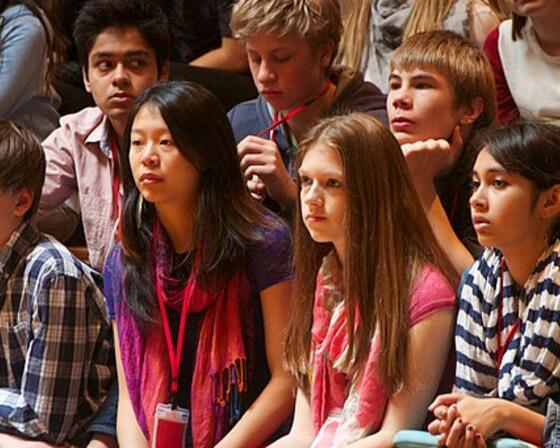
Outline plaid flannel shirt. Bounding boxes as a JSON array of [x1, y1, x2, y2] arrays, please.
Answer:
[[0, 222, 114, 444]]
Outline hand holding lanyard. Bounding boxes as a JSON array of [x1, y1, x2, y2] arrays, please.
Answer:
[[245, 82, 331, 201], [257, 81, 332, 148]]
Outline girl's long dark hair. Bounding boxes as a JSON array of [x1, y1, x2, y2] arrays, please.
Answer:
[[119, 81, 278, 326]]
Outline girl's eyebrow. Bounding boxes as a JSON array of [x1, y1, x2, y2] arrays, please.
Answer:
[[484, 165, 509, 174], [486, 167, 508, 174], [472, 166, 508, 176], [298, 169, 343, 178]]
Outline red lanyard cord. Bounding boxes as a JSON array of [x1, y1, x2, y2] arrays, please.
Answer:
[[496, 259, 520, 373], [257, 82, 331, 140], [110, 133, 121, 242], [155, 270, 190, 408]]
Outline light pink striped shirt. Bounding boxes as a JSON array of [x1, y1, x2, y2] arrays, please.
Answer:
[[38, 107, 123, 271]]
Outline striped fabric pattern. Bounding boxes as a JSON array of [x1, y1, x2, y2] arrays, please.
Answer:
[[455, 239, 560, 411]]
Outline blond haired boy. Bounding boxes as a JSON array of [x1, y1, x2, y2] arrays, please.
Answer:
[[228, 0, 387, 214]]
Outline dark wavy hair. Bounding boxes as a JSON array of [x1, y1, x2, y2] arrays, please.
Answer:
[[73, 0, 170, 75], [119, 81, 278, 325]]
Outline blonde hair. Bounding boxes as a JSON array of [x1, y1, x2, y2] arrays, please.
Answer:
[[338, 0, 509, 73], [404, 0, 509, 40], [390, 30, 496, 129], [337, 0, 370, 71], [230, 0, 342, 68], [403, 0, 454, 39]]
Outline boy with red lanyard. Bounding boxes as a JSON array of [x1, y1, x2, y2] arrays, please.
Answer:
[[227, 0, 387, 216], [36, 0, 170, 272], [387, 31, 497, 275]]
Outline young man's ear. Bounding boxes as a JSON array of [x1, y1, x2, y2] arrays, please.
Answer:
[[82, 65, 92, 93], [458, 96, 484, 126], [540, 185, 560, 220], [158, 60, 170, 81], [13, 188, 34, 218]]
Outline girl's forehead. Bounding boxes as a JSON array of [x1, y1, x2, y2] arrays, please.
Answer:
[[474, 147, 502, 169], [303, 142, 338, 158], [301, 143, 342, 169]]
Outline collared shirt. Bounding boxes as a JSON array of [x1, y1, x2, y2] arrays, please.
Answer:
[[0, 221, 114, 444], [38, 106, 123, 271]]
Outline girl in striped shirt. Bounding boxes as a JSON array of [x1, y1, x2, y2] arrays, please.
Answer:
[[429, 121, 560, 447]]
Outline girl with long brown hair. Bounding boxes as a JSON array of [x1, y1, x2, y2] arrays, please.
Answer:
[[271, 113, 457, 447]]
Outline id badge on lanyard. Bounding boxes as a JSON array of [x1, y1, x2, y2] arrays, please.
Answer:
[[152, 250, 192, 447], [152, 403, 190, 448]]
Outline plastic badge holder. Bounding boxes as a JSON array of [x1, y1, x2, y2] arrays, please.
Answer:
[[152, 403, 190, 448]]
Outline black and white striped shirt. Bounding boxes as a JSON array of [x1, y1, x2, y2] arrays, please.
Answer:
[[455, 240, 560, 411]]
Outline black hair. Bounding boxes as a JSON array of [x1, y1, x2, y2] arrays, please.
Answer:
[[482, 121, 560, 239], [73, 0, 170, 75], [511, 14, 527, 41], [119, 81, 279, 326], [0, 120, 46, 220], [483, 122, 560, 191]]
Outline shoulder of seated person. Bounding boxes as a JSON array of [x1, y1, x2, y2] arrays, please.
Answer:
[[1, 4, 43, 28], [58, 107, 106, 134]]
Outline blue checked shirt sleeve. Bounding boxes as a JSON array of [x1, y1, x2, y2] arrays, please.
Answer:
[[0, 274, 108, 444]]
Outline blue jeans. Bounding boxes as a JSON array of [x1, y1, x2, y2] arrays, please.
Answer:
[[74, 380, 117, 446]]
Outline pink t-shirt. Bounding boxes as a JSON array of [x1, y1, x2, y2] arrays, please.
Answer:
[[311, 263, 456, 447]]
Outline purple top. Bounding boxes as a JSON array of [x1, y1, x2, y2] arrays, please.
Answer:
[[103, 222, 293, 436]]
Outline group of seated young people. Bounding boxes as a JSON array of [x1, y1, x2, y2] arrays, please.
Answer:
[[1, 0, 560, 447]]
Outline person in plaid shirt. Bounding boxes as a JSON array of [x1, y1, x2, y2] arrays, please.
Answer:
[[0, 120, 114, 446]]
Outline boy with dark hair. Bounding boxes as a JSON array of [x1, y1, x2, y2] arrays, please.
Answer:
[[387, 30, 497, 274], [0, 120, 113, 446], [37, 0, 170, 271]]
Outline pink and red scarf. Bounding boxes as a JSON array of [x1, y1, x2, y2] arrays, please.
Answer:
[[310, 252, 456, 446], [310, 252, 388, 446], [117, 220, 251, 447]]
